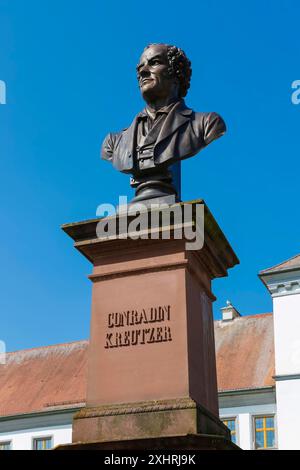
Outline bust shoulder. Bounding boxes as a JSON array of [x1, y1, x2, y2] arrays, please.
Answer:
[[192, 111, 226, 145], [101, 131, 123, 161]]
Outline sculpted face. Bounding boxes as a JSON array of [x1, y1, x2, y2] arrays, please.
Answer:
[[137, 44, 179, 104]]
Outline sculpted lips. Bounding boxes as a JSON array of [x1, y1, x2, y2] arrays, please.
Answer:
[[140, 78, 153, 85]]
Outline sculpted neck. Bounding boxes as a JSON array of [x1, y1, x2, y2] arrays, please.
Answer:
[[143, 93, 180, 112]]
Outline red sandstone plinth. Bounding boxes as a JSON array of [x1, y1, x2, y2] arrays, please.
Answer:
[[62, 200, 239, 447]]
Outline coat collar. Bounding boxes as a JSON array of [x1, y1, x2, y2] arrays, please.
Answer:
[[115, 100, 193, 165], [138, 99, 181, 120], [155, 100, 193, 145]]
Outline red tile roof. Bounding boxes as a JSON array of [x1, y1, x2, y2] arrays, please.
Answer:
[[0, 341, 88, 417], [259, 253, 300, 274], [215, 313, 274, 392], [0, 314, 274, 418]]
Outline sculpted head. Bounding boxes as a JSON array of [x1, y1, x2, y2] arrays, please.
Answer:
[[136, 44, 192, 106]]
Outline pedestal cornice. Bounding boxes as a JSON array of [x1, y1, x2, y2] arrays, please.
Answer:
[[62, 199, 239, 280]]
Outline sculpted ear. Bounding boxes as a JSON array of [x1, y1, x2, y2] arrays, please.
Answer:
[[203, 112, 226, 145]]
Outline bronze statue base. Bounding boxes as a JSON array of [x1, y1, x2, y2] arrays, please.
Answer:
[[130, 162, 181, 203]]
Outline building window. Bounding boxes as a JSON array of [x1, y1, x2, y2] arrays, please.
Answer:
[[222, 417, 237, 444], [254, 415, 276, 449], [0, 441, 12, 450], [32, 436, 53, 450]]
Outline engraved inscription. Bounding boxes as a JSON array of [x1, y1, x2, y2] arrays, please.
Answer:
[[104, 305, 172, 348]]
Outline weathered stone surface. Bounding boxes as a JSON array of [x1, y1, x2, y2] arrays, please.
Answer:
[[72, 398, 230, 443], [56, 433, 240, 450]]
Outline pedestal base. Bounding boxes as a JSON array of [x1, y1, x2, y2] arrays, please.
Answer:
[[72, 398, 230, 444], [56, 433, 240, 450]]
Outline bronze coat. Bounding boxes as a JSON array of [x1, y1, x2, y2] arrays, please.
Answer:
[[101, 100, 226, 173]]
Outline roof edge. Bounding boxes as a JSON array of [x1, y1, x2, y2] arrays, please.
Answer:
[[259, 253, 300, 275], [6, 339, 89, 356], [218, 386, 275, 396], [0, 405, 85, 422]]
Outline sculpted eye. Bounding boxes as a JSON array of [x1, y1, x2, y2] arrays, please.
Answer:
[[149, 58, 161, 66]]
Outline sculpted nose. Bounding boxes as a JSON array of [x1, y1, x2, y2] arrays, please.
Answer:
[[139, 64, 150, 77]]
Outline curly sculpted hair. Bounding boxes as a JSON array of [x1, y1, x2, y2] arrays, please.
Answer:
[[138, 43, 192, 98]]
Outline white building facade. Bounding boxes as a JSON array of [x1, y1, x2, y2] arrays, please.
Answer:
[[0, 411, 73, 450], [259, 254, 300, 450]]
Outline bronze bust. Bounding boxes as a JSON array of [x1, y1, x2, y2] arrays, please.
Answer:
[[102, 43, 226, 202]]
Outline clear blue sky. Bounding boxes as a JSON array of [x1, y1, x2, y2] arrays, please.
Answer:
[[1, 0, 299, 352]]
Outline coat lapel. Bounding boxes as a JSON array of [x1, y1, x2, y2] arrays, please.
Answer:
[[155, 100, 193, 146], [112, 101, 193, 171]]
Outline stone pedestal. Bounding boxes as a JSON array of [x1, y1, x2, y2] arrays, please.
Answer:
[[62, 200, 239, 448], [56, 433, 240, 450]]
